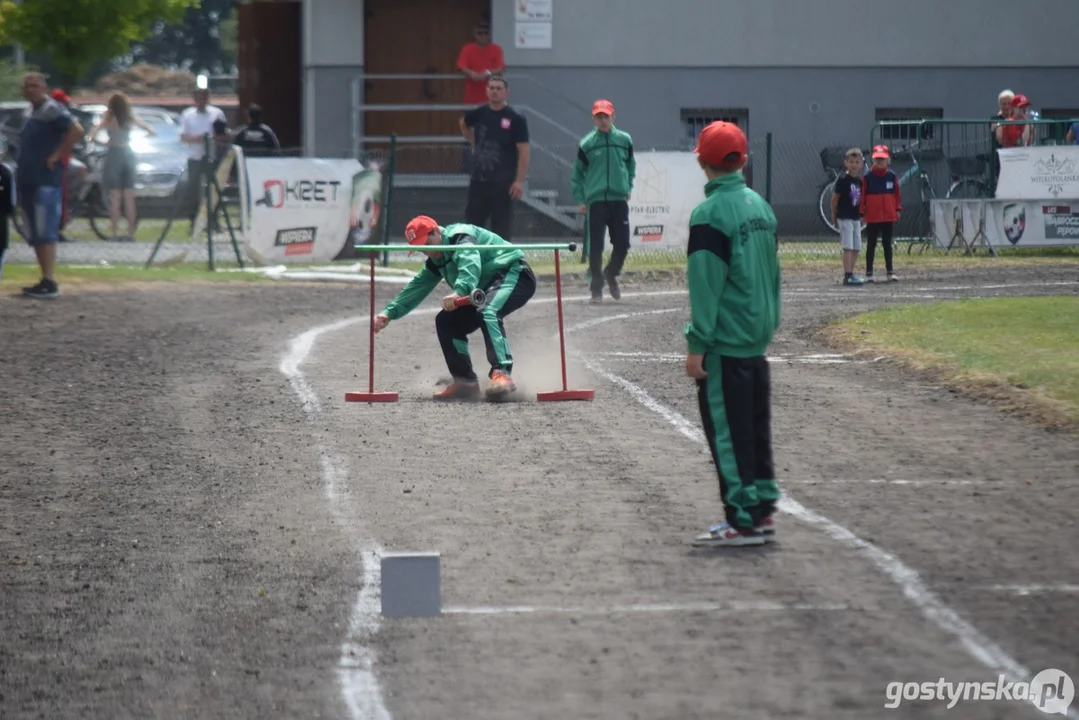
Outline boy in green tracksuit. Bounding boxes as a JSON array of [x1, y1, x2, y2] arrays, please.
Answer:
[[683, 121, 782, 548], [373, 215, 536, 400], [571, 99, 635, 303]]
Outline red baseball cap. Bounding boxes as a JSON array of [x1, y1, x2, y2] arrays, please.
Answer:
[[693, 121, 747, 168], [1012, 94, 1031, 108], [404, 215, 439, 255], [50, 89, 70, 105], [871, 144, 891, 159], [592, 99, 614, 116]]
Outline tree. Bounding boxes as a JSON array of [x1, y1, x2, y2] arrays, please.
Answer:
[[129, 0, 237, 76], [0, 0, 198, 92]]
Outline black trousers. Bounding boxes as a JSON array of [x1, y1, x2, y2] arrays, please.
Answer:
[[696, 354, 779, 530], [465, 180, 514, 241], [587, 200, 630, 293], [435, 261, 536, 381], [865, 221, 894, 276]]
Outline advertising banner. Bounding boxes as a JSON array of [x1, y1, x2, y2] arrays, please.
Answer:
[[931, 199, 1079, 248], [625, 151, 705, 251], [995, 146, 1079, 200], [243, 157, 385, 263]]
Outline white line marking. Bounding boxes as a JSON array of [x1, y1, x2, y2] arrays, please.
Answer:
[[442, 601, 850, 616], [278, 290, 719, 720], [976, 585, 1079, 596], [285, 282, 1077, 719], [564, 310, 1076, 720]]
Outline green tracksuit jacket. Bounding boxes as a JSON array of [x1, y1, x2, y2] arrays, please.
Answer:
[[570, 127, 636, 205], [684, 174, 781, 357], [382, 223, 525, 320]]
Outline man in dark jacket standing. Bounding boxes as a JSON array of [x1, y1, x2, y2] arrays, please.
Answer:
[[571, 99, 635, 303]]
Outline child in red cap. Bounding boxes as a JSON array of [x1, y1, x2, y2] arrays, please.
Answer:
[[684, 121, 782, 548], [859, 145, 901, 282], [373, 216, 536, 400]]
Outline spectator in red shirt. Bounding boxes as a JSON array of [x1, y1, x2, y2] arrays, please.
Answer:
[[457, 21, 505, 106], [997, 94, 1034, 148]]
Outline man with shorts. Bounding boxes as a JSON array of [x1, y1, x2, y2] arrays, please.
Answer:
[[683, 121, 782, 548], [373, 215, 537, 400], [16, 73, 84, 299]]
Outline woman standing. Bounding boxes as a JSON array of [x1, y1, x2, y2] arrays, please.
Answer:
[[90, 92, 155, 242]]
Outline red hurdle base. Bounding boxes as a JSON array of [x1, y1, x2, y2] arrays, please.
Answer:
[[537, 389, 595, 402], [536, 247, 595, 402], [345, 391, 400, 403]]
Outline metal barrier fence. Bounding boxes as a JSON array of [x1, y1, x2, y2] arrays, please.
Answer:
[[6, 123, 1078, 273]]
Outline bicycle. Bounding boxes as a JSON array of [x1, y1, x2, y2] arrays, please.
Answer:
[[817, 140, 991, 244]]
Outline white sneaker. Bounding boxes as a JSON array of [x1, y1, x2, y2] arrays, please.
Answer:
[[691, 522, 766, 548], [887, 273, 899, 282]]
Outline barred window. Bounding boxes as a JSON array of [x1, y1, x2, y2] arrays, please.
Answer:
[[681, 108, 749, 150]]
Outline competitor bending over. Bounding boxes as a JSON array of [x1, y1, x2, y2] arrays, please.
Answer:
[[373, 215, 537, 400]]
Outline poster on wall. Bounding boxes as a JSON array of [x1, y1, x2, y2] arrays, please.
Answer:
[[515, 0, 552, 21], [623, 151, 705, 251], [515, 22, 552, 49], [242, 157, 385, 264]]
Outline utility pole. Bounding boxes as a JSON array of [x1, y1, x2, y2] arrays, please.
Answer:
[[13, 0, 24, 65]]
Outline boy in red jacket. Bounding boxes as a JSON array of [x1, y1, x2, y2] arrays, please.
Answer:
[[859, 145, 901, 282]]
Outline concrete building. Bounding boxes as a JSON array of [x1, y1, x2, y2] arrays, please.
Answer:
[[296, 0, 1079, 237]]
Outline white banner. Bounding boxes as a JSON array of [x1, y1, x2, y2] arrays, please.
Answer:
[[931, 198, 1079, 248], [243, 157, 384, 263], [995, 146, 1079, 200], [625, 151, 706, 250]]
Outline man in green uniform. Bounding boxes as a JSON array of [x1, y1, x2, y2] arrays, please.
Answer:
[[373, 215, 536, 400], [683, 121, 782, 548], [571, 99, 635, 303]]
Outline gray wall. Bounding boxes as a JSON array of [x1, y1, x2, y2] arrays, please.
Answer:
[[493, 0, 1079, 68]]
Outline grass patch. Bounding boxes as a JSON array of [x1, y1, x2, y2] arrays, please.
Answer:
[[825, 296, 1079, 431]]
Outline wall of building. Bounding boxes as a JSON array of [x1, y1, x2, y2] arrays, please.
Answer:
[[303, 0, 363, 155], [493, 0, 1079, 68]]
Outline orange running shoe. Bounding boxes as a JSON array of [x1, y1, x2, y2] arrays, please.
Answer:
[[432, 380, 480, 400], [485, 369, 517, 398]]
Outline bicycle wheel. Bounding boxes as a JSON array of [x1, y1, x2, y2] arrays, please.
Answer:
[[818, 181, 840, 234], [947, 179, 991, 200]]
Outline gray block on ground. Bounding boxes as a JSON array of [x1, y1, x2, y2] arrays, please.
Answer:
[[380, 551, 441, 618]]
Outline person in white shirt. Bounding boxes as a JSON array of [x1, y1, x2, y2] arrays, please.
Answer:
[[179, 88, 228, 230]]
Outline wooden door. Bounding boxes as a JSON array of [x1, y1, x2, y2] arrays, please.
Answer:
[[238, 1, 302, 151], [364, 0, 490, 172]]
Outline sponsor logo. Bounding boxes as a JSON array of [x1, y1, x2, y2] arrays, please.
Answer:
[[256, 179, 342, 209], [501, 118, 511, 129], [633, 224, 664, 243], [1031, 154, 1079, 197], [274, 226, 317, 255]]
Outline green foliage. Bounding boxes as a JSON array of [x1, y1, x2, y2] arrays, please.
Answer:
[[0, 0, 199, 91], [0, 58, 34, 101]]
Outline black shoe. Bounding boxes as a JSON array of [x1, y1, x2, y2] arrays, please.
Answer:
[[604, 268, 621, 300], [22, 278, 60, 299]]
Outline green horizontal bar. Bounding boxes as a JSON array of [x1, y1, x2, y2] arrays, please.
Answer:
[[353, 243, 577, 252]]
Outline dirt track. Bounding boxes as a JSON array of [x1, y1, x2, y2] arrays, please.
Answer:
[[2, 263, 1078, 720]]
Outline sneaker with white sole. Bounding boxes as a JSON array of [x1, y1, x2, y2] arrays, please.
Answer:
[[757, 516, 776, 542], [691, 522, 766, 548], [887, 272, 899, 282]]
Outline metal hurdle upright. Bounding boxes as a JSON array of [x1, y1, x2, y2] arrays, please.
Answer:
[[344, 242, 595, 404]]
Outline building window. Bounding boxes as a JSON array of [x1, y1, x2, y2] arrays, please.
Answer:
[[682, 108, 749, 149], [874, 108, 944, 143]]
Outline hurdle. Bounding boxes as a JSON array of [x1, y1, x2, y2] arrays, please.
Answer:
[[344, 242, 596, 404]]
